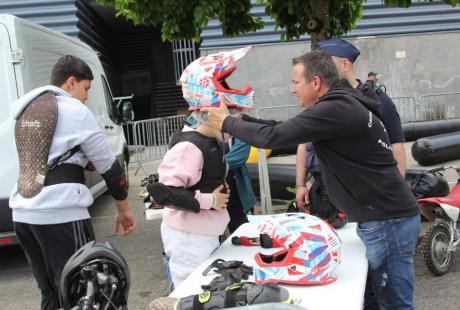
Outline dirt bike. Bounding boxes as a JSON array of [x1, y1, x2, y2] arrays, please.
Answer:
[[417, 166, 460, 276]]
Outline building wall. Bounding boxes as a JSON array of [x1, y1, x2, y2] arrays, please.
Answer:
[[199, 1, 460, 120], [75, 0, 120, 92], [0, 0, 79, 36], [201, 30, 460, 116], [0, 0, 121, 89]]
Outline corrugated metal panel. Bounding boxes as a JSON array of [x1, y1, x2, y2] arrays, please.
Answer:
[[75, 0, 117, 71], [0, 0, 187, 118], [200, 0, 460, 48], [0, 1, 122, 88], [117, 33, 154, 71], [154, 82, 188, 117], [0, 0, 79, 37]]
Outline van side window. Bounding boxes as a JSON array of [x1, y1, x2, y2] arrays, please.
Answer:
[[101, 76, 118, 124]]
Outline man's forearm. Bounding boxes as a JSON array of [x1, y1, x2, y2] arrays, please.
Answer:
[[392, 142, 406, 176], [223, 115, 311, 149], [296, 144, 307, 186]]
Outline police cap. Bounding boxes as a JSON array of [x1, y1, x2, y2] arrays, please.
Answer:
[[314, 38, 360, 63]]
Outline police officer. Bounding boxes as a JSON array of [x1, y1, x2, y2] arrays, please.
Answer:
[[295, 39, 407, 310], [296, 39, 406, 212], [367, 71, 378, 85], [10, 55, 136, 310]]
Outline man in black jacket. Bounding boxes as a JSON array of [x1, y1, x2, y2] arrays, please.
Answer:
[[207, 50, 420, 310]]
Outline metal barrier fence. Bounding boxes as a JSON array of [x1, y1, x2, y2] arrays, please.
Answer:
[[123, 115, 186, 175], [417, 92, 460, 121], [391, 93, 460, 123], [254, 105, 301, 214], [256, 104, 303, 121], [255, 95, 460, 125], [391, 96, 418, 123]]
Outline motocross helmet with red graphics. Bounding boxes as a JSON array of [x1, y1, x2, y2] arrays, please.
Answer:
[[249, 213, 342, 285], [180, 46, 255, 111]]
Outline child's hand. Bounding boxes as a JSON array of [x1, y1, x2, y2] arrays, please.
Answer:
[[212, 185, 230, 211]]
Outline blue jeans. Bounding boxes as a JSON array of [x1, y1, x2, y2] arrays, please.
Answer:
[[356, 214, 420, 310]]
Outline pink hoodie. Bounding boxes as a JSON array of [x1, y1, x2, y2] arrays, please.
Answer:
[[160, 127, 230, 236]]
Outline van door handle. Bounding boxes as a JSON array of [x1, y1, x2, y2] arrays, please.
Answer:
[[104, 125, 114, 129]]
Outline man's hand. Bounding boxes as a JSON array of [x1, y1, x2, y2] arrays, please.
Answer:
[[295, 144, 308, 211], [295, 185, 309, 211], [206, 100, 231, 130]]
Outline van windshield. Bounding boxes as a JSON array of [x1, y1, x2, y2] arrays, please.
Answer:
[[101, 76, 118, 124]]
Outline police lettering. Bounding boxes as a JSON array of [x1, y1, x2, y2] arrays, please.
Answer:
[[378, 139, 392, 150]]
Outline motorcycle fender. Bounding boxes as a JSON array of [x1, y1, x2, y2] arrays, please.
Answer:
[[419, 202, 436, 221], [440, 203, 460, 222]]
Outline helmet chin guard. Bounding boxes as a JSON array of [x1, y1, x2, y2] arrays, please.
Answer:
[[249, 213, 342, 285], [180, 46, 255, 110]]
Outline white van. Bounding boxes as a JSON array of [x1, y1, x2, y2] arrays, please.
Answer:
[[0, 14, 133, 246]]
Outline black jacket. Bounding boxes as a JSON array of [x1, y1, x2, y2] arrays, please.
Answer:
[[357, 80, 405, 144], [223, 81, 419, 222]]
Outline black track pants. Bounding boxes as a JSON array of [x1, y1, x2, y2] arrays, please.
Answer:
[[14, 219, 95, 310]]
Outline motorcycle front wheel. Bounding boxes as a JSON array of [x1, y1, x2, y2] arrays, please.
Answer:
[[422, 223, 455, 276]]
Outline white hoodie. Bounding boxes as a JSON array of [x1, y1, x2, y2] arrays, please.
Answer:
[[10, 86, 116, 224]]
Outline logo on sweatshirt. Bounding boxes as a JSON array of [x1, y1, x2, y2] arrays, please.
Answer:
[[21, 120, 41, 128]]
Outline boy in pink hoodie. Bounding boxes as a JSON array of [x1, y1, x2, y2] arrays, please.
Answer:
[[150, 46, 255, 288]]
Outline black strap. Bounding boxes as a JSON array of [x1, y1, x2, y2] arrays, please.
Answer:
[[192, 294, 205, 310], [44, 163, 85, 186], [224, 290, 239, 308], [47, 145, 81, 172]]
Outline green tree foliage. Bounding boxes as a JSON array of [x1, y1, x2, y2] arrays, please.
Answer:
[[97, 0, 264, 42], [98, 0, 459, 46], [263, 0, 362, 45]]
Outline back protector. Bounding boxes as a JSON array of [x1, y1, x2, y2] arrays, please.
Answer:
[[15, 92, 58, 197]]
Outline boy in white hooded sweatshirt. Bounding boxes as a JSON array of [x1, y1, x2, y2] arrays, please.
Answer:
[[10, 55, 136, 310]]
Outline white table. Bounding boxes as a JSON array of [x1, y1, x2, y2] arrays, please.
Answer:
[[145, 208, 164, 221], [170, 221, 368, 310]]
